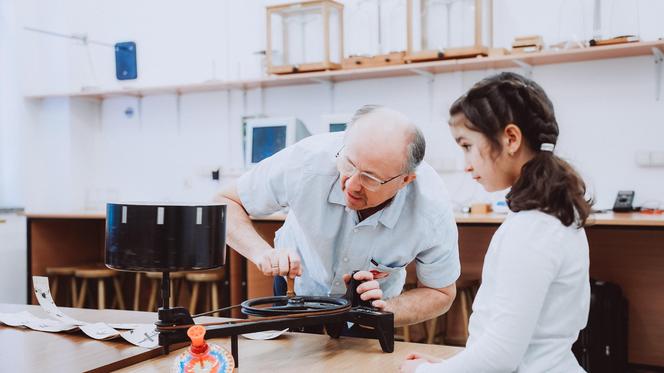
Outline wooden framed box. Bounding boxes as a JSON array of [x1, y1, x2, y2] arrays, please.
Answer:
[[342, 52, 406, 70], [406, 0, 493, 63], [266, 0, 344, 75], [511, 35, 544, 54]]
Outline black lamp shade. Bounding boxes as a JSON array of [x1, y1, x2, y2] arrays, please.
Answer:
[[105, 203, 226, 272]]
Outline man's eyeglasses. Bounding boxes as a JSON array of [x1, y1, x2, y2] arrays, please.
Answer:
[[335, 149, 403, 192]]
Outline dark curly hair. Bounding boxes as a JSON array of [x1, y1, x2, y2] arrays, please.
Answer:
[[449, 72, 592, 227]]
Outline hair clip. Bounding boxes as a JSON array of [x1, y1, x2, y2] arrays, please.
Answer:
[[540, 143, 555, 152]]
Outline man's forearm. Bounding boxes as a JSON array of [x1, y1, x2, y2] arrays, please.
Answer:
[[385, 286, 455, 327], [215, 195, 273, 265]]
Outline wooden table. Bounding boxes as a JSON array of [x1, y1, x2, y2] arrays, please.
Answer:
[[0, 303, 163, 372], [120, 330, 462, 372], [0, 303, 462, 372]]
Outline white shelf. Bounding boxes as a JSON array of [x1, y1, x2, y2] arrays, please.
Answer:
[[24, 40, 664, 100]]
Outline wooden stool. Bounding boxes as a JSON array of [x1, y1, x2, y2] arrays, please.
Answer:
[[185, 270, 225, 316], [74, 266, 126, 310], [396, 263, 427, 343], [45, 266, 78, 307], [425, 277, 479, 345], [143, 272, 186, 311]]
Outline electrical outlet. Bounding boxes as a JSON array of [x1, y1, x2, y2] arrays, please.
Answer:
[[635, 151, 664, 167], [651, 151, 664, 166]]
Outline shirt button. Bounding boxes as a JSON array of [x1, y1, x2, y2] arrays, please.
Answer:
[[335, 281, 341, 286], [353, 228, 358, 233], [343, 257, 349, 262]]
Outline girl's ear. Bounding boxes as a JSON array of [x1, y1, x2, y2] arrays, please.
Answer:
[[504, 124, 523, 156]]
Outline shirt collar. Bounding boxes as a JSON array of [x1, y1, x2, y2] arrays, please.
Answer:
[[327, 173, 409, 230], [378, 184, 408, 229], [327, 173, 346, 206]]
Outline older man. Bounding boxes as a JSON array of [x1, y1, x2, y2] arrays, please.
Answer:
[[216, 105, 459, 326]]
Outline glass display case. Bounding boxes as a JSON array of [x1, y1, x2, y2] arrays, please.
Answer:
[[406, 0, 493, 62], [342, 0, 407, 69], [266, 0, 344, 74], [589, 0, 641, 46]]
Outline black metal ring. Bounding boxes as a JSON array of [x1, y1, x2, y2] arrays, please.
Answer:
[[240, 295, 349, 317]]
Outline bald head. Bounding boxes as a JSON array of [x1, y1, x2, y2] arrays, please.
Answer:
[[345, 105, 425, 173]]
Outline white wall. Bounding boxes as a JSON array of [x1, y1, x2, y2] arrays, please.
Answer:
[[0, 0, 22, 205], [0, 213, 27, 303], [4, 0, 664, 213]]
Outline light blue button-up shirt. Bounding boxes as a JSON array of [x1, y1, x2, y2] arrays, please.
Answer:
[[237, 132, 460, 299]]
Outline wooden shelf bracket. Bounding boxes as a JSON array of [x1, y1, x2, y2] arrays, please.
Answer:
[[310, 77, 333, 87], [652, 47, 663, 101], [512, 59, 533, 78], [409, 68, 434, 83]]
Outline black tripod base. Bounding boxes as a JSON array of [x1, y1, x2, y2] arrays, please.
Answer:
[[155, 306, 394, 368]]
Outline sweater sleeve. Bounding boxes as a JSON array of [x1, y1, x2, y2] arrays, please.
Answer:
[[416, 215, 562, 373]]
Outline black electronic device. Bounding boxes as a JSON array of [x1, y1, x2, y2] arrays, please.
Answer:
[[115, 41, 137, 80], [612, 190, 635, 212], [573, 279, 628, 372], [104, 203, 394, 369]]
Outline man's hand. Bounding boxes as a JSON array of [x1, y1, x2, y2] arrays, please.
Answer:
[[342, 270, 386, 309], [399, 352, 442, 373], [255, 248, 302, 278]]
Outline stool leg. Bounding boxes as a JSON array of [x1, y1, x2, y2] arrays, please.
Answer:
[[70, 277, 78, 308], [113, 277, 126, 310], [211, 282, 220, 317], [174, 278, 182, 308], [189, 282, 200, 314], [98, 279, 106, 310], [460, 291, 471, 340], [169, 279, 175, 308], [133, 273, 142, 311], [50, 277, 59, 304], [402, 325, 411, 343], [147, 279, 158, 312], [426, 317, 438, 344], [205, 283, 211, 312], [77, 279, 88, 308]]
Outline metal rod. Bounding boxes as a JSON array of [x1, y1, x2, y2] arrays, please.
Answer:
[[377, 0, 383, 54], [653, 47, 663, 101], [231, 335, 239, 368], [161, 271, 170, 310], [24, 26, 115, 47], [593, 0, 602, 40]]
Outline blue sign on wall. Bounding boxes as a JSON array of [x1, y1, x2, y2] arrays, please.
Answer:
[[115, 41, 137, 80]]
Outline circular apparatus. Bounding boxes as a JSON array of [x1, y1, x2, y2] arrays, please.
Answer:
[[241, 295, 350, 317], [105, 202, 226, 272]]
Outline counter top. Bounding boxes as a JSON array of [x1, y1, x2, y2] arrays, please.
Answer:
[[23, 211, 664, 227], [24, 211, 106, 219], [455, 211, 664, 227]]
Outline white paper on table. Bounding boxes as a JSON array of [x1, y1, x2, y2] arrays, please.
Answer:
[[0, 310, 76, 332], [0, 311, 39, 327], [241, 328, 289, 340], [121, 324, 159, 348], [24, 317, 78, 332], [80, 322, 121, 340], [108, 323, 153, 330], [32, 276, 87, 326]]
